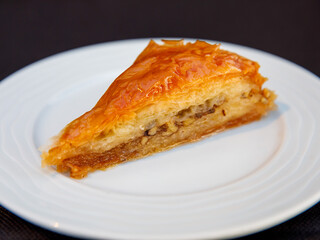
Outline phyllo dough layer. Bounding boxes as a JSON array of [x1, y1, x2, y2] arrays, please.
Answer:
[[41, 40, 276, 178]]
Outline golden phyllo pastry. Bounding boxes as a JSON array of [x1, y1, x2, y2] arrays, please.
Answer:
[[41, 40, 276, 178]]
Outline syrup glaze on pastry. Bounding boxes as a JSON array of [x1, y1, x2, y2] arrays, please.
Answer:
[[41, 40, 276, 178]]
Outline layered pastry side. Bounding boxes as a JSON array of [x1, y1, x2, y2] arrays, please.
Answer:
[[41, 40, 277, 178]]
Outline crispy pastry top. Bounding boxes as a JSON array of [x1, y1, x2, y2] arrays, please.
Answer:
[[46, 40, 266, 157]]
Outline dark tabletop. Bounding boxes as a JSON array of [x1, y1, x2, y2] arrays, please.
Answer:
[[0, 1, 319, 239]]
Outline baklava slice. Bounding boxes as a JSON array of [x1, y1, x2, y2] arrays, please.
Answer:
[[41, 40, 276, 178]]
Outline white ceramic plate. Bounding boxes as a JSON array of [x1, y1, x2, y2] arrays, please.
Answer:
[[0, 39, 319, 239]]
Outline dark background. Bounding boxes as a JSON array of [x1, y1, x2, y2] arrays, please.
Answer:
[[0, 0, 319, 239]]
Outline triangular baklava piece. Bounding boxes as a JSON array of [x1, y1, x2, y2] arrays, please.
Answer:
[[41, 40, 276, 178]]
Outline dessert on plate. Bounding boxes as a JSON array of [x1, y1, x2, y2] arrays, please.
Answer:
[[41, 39, 276, 178]]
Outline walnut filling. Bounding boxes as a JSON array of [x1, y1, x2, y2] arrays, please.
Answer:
[[61, 88, 274, 178], [144, 96, 225, 140]]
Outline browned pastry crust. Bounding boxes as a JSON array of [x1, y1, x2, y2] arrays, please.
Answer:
[[41, 40, 276, 178]]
